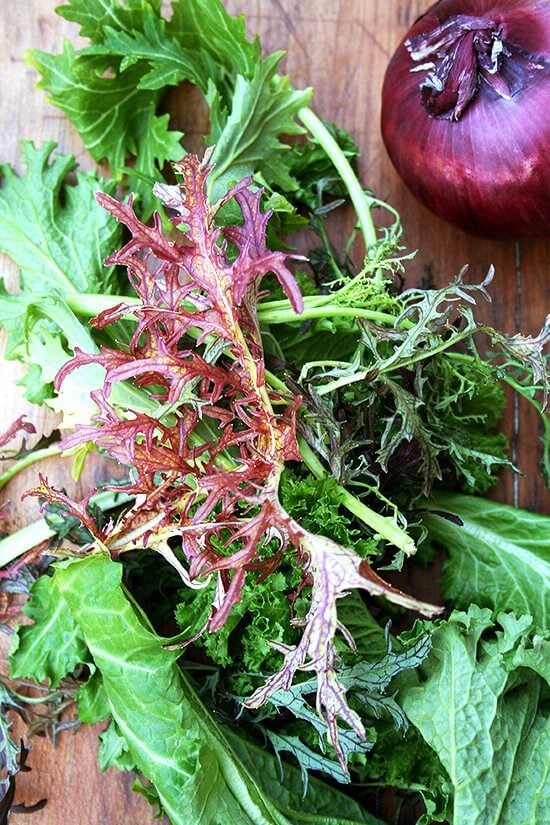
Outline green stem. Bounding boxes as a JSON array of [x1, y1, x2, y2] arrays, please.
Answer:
[[298, 437, 416, 556], [70, 292, 405, 331], [0, 518, 55, 569], [66, 293, 139, 317], [0, 445, 63, 491], [298, 107, 378, 251], [0, 490, 134, 569], [258, 304, 399, 325], [315, 329, 475, 397]]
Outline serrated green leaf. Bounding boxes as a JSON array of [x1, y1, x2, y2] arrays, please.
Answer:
[[82, 14, 217, 92], [167, 0, 260, 78], [400, 606, 550, 825], [98, 721, 137, 772], [27, 0, 308, 220], [422, 493, 550, 627], [228, 732, 384, 825], [207, 55, 311, 200], [9, 574, 88, 689], [57, 0, 162, 41], [0, 141, 120, 293], [25, 45, 183, 219]]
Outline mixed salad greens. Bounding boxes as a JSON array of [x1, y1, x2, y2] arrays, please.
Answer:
[[0, 2, 548, 823]]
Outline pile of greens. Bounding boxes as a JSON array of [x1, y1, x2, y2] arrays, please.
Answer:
[[0, 2, 548, 824]]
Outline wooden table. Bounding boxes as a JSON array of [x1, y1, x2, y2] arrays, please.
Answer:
[[1, 2, 548, 823]]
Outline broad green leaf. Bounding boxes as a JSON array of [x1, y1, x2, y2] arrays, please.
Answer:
[[28, 0, 309, 215], [228, 732, 384, 825], [83, 16, 213, 91], [0, 141, 120, 294], [9, 574, 88, 688], [423, 492, 550, 627], [54, 553, 294, 825], [98, 722, 138, 772], [25, 46, 183, 218], [54, 553, 385, 825], [77, 668, 110, 725], [400, 606, 550, 825], [167, 0, 260, 78]]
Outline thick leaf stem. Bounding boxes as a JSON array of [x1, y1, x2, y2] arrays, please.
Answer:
[[0, 444, 63, 491], [0, 490, 134, 569], [297, 106, 378, 252], [0, 518, 55, 569]]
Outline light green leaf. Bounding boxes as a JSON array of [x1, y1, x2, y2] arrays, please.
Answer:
[[54, 553, 293, 825], [167, 0, 260, 79], [77, 668, 110, 725], [54, 553, 385, 825], [82, 14, 218, 92], [423, 492, 550, 627], [25, 46, 183, 219], [9, 574, 88, 689], [27, 0, 308, 216], [98, 721, 138, 772], [57, 0, 163, 41], [207, 55, 311, 200], [0, 141, 120, 294], [400, 606, 550, 825]]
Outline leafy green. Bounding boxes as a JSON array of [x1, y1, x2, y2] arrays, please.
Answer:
[[0, 141, 120, 293], [280, 472, 378, 558], [205, 54, 311, 200], [48, 553, 384, 825], [399, 607, 550, 825], [286, 121, 360, 210], [362, 724, 451, 824], [0, 141, 122, 405], [9, 574, 88, 688], [25, 44, 183, 219], [227, 733, 384, 825], [27, 0, 310, 216], [423, 493, 550, 627]]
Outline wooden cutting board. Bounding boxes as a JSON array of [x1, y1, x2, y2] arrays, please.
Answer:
[[1, 2, 548, 823]]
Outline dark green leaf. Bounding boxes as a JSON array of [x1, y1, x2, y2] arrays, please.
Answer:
[[423, 493, 550, 627], [400, 607, 550, 825]]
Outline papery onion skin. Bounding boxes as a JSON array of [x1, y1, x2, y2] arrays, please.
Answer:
[[381, 0, 550, 239]]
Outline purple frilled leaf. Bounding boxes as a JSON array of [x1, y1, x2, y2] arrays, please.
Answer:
[[246, 530, 442, 770]]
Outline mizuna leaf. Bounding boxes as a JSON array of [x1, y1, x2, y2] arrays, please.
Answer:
[[422, 492, 550, 627], [27, 0, 309, 216], [25, 46, 184, 219], [0, 142, 122, 406], [206, 53, 312, 200]]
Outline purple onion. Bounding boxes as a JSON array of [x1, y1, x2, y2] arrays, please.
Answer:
[[381, 0, 550, 238]]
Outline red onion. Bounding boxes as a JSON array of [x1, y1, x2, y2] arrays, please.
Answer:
[[381, 0, 550, 239]]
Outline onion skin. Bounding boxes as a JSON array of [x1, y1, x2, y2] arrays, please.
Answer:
[[381, 0, 550, 239]]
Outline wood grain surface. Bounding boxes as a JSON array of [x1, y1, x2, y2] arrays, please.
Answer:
[[0, 1, 548, 823]]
